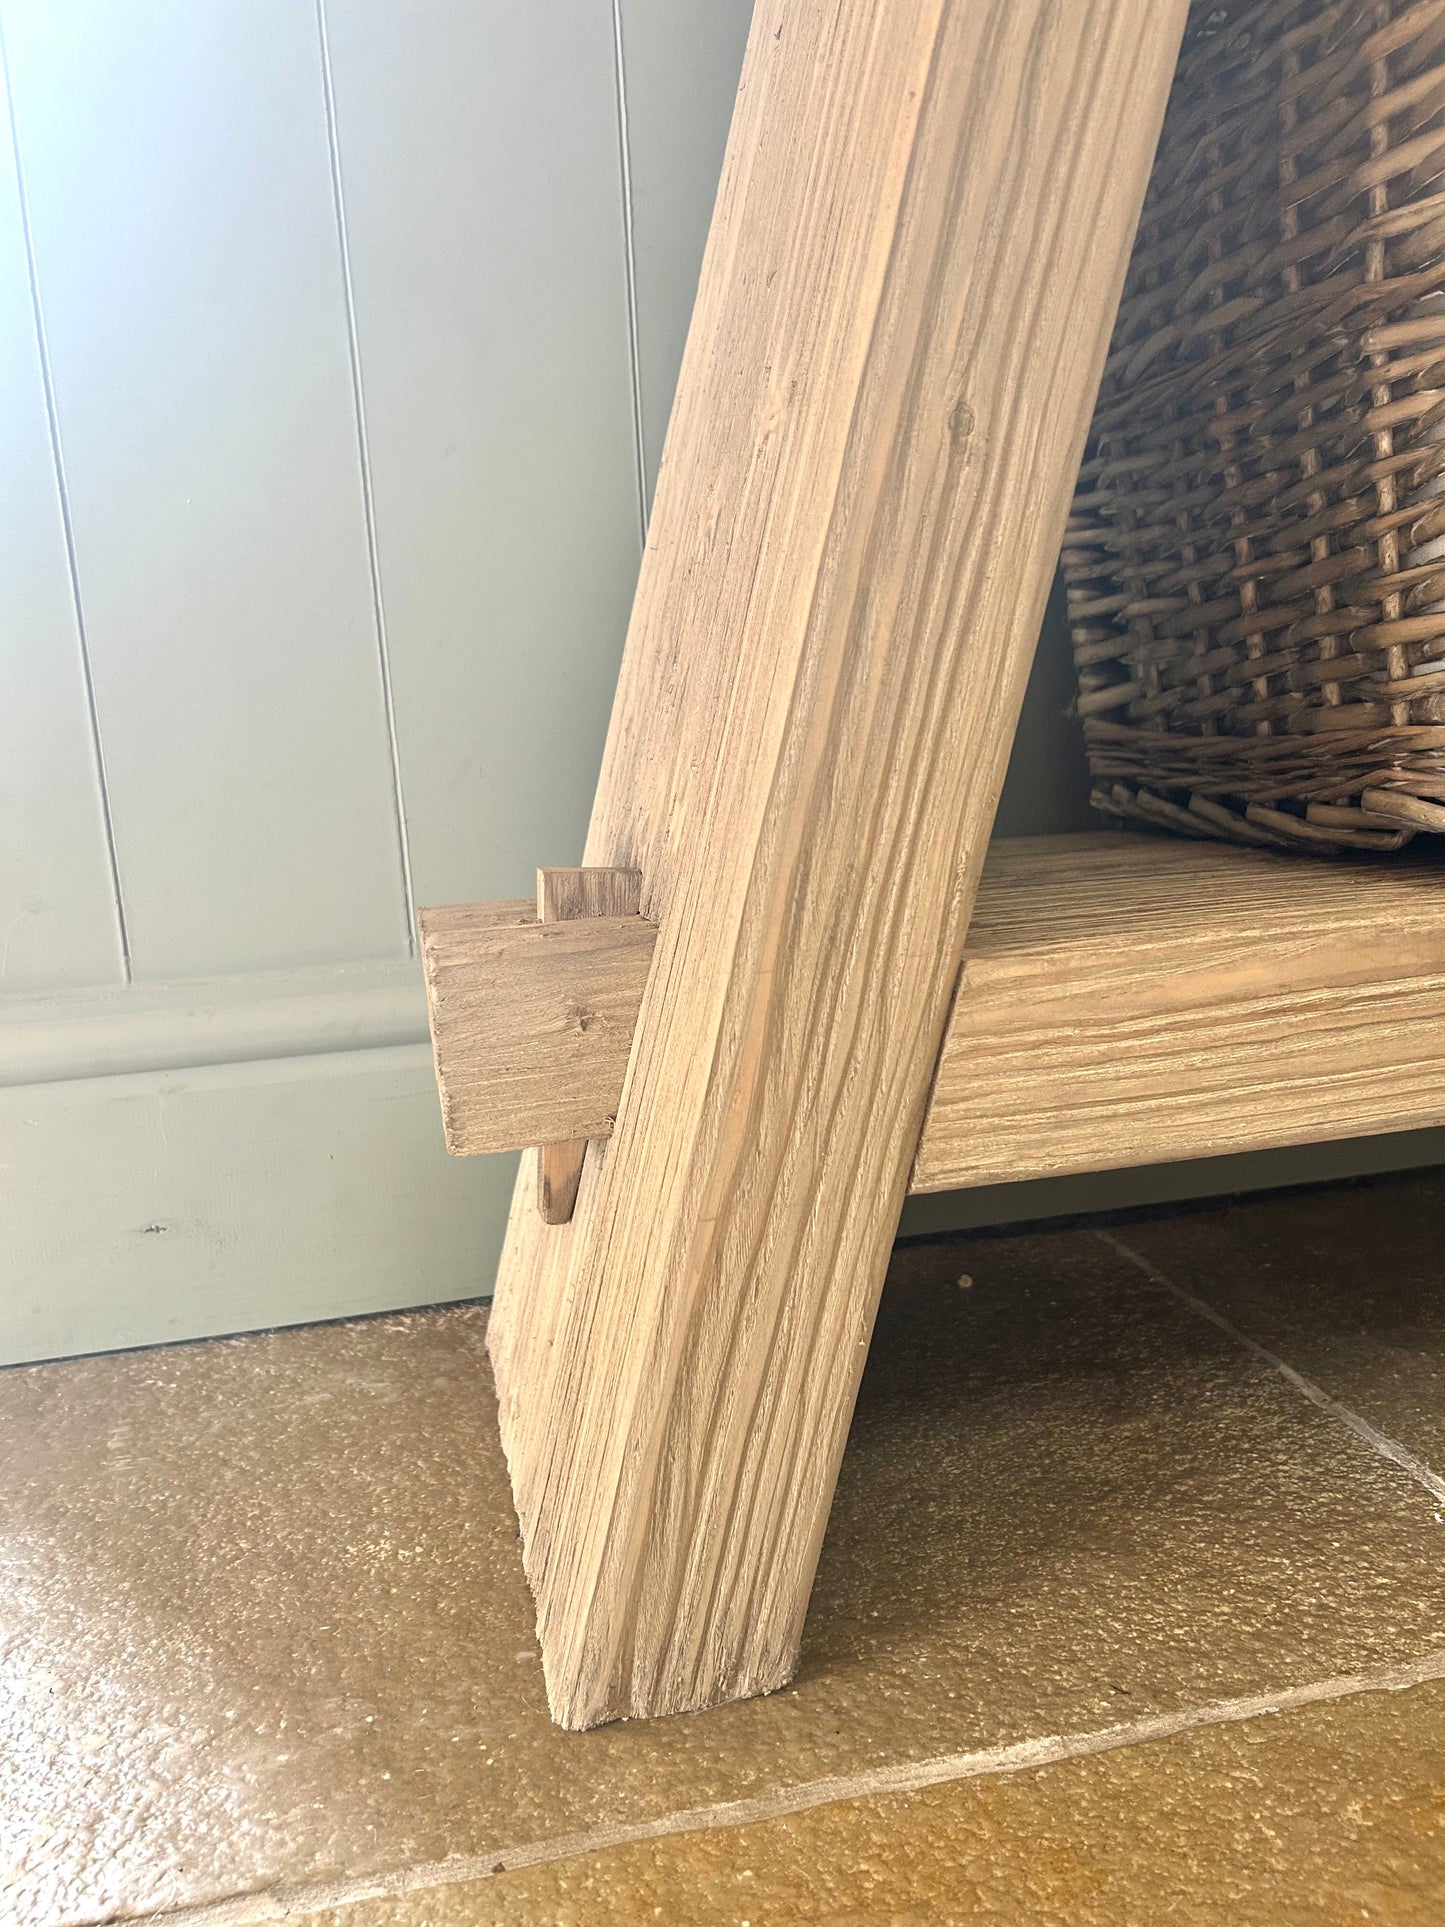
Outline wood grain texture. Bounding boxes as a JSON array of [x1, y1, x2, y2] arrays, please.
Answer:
[[536, 868, 643, 1224], [426, 831, 1445, 1184], [487, 0, 1189, 1729], [537, 867, 643, 923], [615, 0, 754, 502], [915, 832, 1445, 1192], [419, 907, 656, 1155]]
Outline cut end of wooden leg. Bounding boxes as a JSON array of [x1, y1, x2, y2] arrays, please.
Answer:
[[537, 1139, 587, 1225], [419, 912, 654, 1156], [539, 1633, 801, 1730]]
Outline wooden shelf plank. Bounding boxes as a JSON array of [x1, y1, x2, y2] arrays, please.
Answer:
[[422, 835, 1445, 1192], [914, 833, 1445, 1193]]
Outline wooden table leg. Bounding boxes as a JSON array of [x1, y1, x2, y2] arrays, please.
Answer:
[[488, 0, 1189, 1728]]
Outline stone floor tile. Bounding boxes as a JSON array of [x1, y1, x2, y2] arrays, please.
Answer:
[[296, 1673, 1445, 1927], [4, 1209, 1444, 1923], [1112, 1167, 1445, 1474]]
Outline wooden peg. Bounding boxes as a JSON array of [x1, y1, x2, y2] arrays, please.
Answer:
[[536, 867, 643, 1223]]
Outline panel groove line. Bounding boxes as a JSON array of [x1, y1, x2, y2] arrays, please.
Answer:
[[1, 0, 417, 978], [609, 0, 648, 542], [320, 0, 643, 917], [0, 16, 129, 979], [315, 0, 416, 952]]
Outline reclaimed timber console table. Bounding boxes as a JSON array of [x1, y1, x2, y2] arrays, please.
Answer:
[[417, 0, 1445, 1730]]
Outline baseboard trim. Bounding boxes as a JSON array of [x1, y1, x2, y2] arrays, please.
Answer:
[[2, 1041, 516, 1367], [0, 959, 427, 1088]]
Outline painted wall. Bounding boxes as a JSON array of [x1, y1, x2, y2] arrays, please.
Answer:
[[1, 0, 752, 1362], [2, 0, 755, 987], [2, 2, 1436, 1363]]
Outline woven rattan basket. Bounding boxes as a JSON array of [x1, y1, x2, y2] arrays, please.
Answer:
[[1066, 0, 1445, 853]]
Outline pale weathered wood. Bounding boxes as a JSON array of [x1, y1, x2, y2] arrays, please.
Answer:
[[421, 898, 652, 1157], [425, 831, 1445, 1187], [915, 833, 1445, 1192], [538, 867, 643, 922], [418, 908, 655, 1155], [536, 867, 644, 1224], [487, 0, 1190, 1728], [421, 898, 536, 941]]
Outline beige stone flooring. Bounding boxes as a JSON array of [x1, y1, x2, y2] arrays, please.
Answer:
[[4, 1169, 1444, 1925]]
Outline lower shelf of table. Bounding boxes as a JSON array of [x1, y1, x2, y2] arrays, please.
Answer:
[[912, 832, 1445, 1193]]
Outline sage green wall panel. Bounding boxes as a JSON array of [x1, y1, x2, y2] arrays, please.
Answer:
[[2, 1045, 508, 1366], [1, 0, 411, 978], [0, 61, 123, 993], [321, 0, 641, 913]]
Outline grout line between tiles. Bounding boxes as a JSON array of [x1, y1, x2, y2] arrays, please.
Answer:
[[131, 1646, 1445, 1927], [1096, 1227, 1445, 1507]]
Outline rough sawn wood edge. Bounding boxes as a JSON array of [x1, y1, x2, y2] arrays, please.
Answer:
[[483, 0, 1192, 1729], [420, 832, 1445, 1192]]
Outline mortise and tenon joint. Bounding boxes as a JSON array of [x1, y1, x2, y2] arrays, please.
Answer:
[[418, 865, 654, 1224]]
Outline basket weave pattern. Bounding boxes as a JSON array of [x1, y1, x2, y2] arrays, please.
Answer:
[[1066, 0, 1445, 853]]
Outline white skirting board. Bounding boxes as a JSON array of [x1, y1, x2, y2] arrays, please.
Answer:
[[0, 965, 516, 1367]]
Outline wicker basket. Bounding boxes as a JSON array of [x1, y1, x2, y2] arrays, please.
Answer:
[[1065, 0, 1445, 854]]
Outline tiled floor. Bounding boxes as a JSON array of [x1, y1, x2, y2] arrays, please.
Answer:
[[4, 1169, 1444, 1925]]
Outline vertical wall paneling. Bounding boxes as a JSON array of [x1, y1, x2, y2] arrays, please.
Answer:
[[615, 0, 753, 505], [315, 0, 416, 946], [320, 0, 642, 915], [0, 39, 124, 994], [0, 1, 412, 979]]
